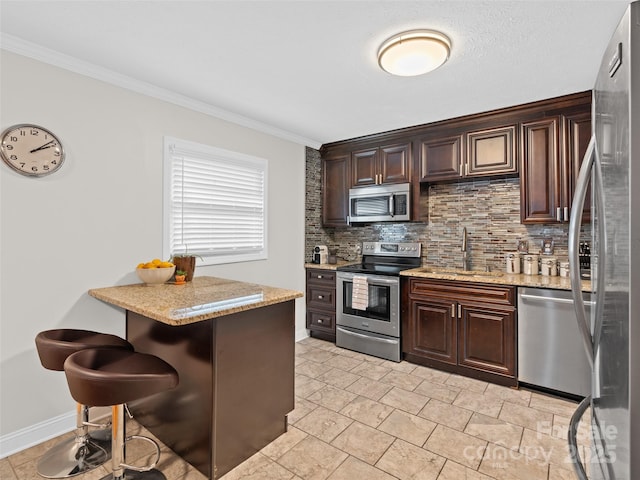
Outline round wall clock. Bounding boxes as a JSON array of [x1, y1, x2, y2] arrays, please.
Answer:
[[0, 124, 65, 177]]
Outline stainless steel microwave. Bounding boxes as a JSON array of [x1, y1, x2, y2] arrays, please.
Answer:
[[348, 183, 411, 223]]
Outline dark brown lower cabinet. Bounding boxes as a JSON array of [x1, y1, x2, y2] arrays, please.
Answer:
[[402, 277, 517, 387], [306, 268, 337, 342]]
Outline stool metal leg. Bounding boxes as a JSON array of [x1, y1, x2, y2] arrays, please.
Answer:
[[37, 403, 109, 478], [99, 405, 166, 480]]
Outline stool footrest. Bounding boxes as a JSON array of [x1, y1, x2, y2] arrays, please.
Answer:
[[119, 435, 161, 472]]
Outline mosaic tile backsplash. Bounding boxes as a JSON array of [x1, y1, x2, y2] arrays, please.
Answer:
[[305, 147, 590, 272]]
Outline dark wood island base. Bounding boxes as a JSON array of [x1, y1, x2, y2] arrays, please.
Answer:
[[88, 277, 302, 480], [126, 301, 294, 479]]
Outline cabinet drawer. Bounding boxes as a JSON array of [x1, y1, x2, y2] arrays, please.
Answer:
[[306, 269, 337, 286], [306, 310, 335, 333], [409, 279, 515, 307], [306, 285, 336, 310]]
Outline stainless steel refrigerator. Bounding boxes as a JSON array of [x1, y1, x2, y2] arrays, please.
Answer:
[[568, 2, 639, 479]]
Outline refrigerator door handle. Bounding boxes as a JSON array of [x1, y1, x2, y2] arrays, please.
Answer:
[[568, 395, 591, 480], [591, 141, 607, 356], [568, 134, 596, 368]]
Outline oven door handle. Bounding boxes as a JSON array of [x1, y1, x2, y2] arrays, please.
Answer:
[[337, 327, 399, 345], [337, 273, 399, 285]]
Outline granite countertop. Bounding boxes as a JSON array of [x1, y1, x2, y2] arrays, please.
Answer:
[[401, 267, 591, 292], [89, 276, 303, 326], [304, 260, 359, 271], [304, 262, 590, 292]]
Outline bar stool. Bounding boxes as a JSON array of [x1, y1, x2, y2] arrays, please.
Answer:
[[64, 348, 179, 480], [35, 329, 133, 478]]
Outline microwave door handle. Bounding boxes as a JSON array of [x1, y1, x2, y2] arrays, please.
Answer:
[[389, 193, 395, 217]]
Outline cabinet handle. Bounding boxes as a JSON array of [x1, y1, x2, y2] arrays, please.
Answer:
[[318, 295, 324, 299], [451, 303, 456, 318], [458, 304, 462, 318], [564, 207, 569, 222], [556, 207, 562, 222], [317, 275, 323, 279], [317, 318, 324, 324], [460, 163, 464, 177]]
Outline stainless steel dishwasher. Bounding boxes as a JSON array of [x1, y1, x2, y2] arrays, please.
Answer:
[[517, 287, 592, 397]]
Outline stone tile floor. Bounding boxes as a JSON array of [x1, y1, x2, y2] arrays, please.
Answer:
[[1, 336, 591, 480]]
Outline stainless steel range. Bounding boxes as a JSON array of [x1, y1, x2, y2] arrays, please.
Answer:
[[336, 242, 421, 362]]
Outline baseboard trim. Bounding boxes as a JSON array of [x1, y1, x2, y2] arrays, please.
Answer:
[[0, 410, 75, 459]]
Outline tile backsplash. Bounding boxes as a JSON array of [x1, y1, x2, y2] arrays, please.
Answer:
[[305, 147, 590, 272]]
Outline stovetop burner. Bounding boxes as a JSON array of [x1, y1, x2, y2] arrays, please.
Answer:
[[337, 242, 422, 276]]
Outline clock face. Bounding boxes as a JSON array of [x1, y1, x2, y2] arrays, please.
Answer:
[[0, 124, 65, 177]]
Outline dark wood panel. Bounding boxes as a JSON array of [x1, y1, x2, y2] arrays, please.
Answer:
[[306, 285, 336, 310], [406, 297, 457, 365], [458, 305, 516, 376], [322, 154, 350, 227], [352, 148, 378, 187], [306, 310, 335, 334], [408, 278, 515, 306], [467, 125, 518, 176], [419, 135, 463, 182], [563, 111, 592, 223], [520, 117, 561, 223], [306, 269, 337, 286], [380, 143, 411, 184], [126, 301, 295, 479], [306, 268, 337, 341]]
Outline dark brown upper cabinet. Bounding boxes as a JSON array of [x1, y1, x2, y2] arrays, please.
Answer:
[[418, 135, 463, 182], [319, 90, 592, 226], [352, 142, 411, 187], [467, 125, 518, 176], [322, 153, 350, 227], [419, 125, 517, 183], [520, 102, 592, 224]]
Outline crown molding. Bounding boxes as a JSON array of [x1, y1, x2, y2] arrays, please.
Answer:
[[1, 34, 322, 149]]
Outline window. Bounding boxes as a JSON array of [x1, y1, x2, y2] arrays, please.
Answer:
[[163, 137, 268, 265]]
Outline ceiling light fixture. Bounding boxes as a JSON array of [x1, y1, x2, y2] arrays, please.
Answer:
[[378, 29, 451, 77]]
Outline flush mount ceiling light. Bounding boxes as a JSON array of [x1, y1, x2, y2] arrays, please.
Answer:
[[378, 29, 451, 77]]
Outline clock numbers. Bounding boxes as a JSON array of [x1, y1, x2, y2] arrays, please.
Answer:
[[0, 124, 65, 177]]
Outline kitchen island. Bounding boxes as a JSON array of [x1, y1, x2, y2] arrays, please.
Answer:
[[89, 276, 303, 480]]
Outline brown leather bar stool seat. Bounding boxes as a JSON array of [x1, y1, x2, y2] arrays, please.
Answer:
[[35, 329, 133, 478], [64, 348, 178, 480]]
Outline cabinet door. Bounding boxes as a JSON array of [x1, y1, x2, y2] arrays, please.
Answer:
[[322, 154, 350, 227], [564, 111, 592, 223], [380, 143, 411, 184], [419, 135, 463, 182], [458, 304, 516, 377], [406, 297, 457, 365], [520, 117, 562, 223], [466, 125, 517, 177], [352, 148, 378, 187]]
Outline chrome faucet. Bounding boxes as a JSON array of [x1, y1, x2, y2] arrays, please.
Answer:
[[461, 227, 470, 271]]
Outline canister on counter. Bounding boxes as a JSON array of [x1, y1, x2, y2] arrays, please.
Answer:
[[505, 252, 521, 274], [523, 254, 539, 275], [559, 259, 570, 277], [540, 256, 558, 276]]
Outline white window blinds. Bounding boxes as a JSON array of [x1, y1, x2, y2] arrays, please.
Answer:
[[164, 137, 268, 265]]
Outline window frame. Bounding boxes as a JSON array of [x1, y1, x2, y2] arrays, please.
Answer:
[[162, 136, 268, 266]]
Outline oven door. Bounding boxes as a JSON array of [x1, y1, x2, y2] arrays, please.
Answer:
[[336, 271, 399, 338]]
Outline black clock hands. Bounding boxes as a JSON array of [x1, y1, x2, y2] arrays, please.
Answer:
[[30, 140, 56, 153]]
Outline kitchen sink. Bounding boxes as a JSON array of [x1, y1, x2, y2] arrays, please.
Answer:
[[416, 268, 504, 278]]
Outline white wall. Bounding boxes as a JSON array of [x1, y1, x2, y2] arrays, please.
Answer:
[[0, 51, 307, 455]]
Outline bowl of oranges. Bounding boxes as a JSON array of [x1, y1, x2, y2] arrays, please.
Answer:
[[135, 259, 175, 285]]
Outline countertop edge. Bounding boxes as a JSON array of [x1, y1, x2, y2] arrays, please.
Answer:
[[88, 277, 303, 326], [400, 268, 591, 292]]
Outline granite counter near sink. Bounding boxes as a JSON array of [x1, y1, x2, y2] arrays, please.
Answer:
[[401, 267, 591, 292]]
